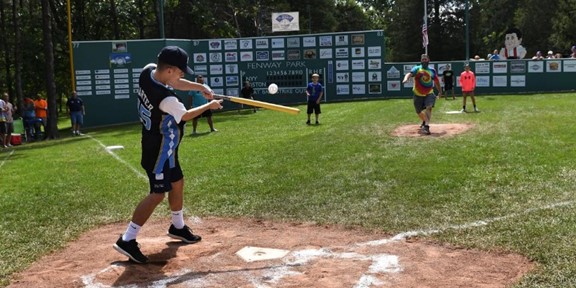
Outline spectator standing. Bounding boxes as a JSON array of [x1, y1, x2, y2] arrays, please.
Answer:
[[546, 51, 555, 59], [571, 46, 576, 58], [305, 73, 324, 125], [66, 91, 85, 136], [532, 51, 544, 60], [459, 64, 479, 113], [489, 49, 501, 60], [188, 75, 217, 135], [240, 81, 256, 113], [0, 95, 7, 148], [3, 93, 15, 147], [34, 94, 48, 139], [442, 64, 456, 100], [23, 97, 36, 140], [402, 54, 443, 135]]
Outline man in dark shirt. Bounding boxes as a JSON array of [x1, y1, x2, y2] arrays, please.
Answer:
[[66, 91, 85, 135], [442, 64, 456, 100]]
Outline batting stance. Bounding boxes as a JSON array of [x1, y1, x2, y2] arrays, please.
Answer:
[[113, 46, 223, 264], [402, 54, 442, 135]]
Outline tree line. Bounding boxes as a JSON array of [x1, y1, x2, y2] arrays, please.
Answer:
[[1, 0, 575, 138]]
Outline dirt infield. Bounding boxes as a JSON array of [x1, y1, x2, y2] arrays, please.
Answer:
[[392, 123, 474, 137], [9, 217, 533, 288]]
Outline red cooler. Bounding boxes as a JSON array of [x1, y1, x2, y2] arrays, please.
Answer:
[[10, 133, 22, 145]]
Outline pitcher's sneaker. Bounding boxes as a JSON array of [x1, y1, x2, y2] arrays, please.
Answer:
[[167, 224, 202, 244], [113, 236, 148, 264], [474, 108, 480, 112], [423, 125, 431, 135]]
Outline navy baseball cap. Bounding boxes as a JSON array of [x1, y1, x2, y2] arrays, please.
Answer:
[[157, 46, 194, 75]]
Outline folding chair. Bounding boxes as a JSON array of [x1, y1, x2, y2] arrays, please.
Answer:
[[12, 118, 26, 144]]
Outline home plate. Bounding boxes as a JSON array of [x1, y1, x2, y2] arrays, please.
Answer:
[[445, 110, 463, 114], [236, 246, 290, 262]]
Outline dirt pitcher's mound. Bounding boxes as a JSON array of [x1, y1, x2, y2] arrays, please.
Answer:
[[9, 217, 533, 288], [392, 123, 473, 137]]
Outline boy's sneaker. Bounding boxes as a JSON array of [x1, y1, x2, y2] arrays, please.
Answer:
[[306, 120, 311, 125], [167, 224, 202, 244], [460, 109, 467, 113], [474, 108, 480, 112], [315, 121, 319, 125], [113, 236, 148, 264]]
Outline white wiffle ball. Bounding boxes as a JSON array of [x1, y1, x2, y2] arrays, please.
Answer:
[[268, 83, 279, 94]]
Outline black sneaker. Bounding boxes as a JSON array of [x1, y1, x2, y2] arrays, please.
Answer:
[[113, 236, 148, 264], [315, 121, 319, 125], [423, 125, 431, 135], [167, 224, 202, 244], [306, 120, 311, 125]]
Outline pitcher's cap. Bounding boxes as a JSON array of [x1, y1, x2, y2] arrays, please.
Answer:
[[158, 46, 194, 75]]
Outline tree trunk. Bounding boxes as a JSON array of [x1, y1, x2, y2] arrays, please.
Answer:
[[41, 0, 59, 139], [12, 0, 23, 114], [110, 0, 120, 39], [1, 0, 14, 100]]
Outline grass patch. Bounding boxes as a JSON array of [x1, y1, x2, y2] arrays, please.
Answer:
[[1, 93, 576, 286]]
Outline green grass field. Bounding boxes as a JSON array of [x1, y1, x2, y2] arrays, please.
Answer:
[[1, 93, 576, 287]]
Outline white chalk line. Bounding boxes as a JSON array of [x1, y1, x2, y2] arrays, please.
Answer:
[[0, 149, 15, 169], [357, 200, 575, 247], [86, 135, 147, 180]]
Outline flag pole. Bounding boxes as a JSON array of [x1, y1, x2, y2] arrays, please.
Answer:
[[424, 0, 428, 54]]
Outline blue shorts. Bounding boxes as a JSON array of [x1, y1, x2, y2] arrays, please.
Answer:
[[413, 94, 436, 114], [146, 163, 184, 193], [70, 111, 84, 125]]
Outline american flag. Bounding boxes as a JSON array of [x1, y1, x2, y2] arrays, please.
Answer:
[[422, 23, 429, 48]]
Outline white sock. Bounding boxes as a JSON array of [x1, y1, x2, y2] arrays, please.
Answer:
[[171, 210, 185, 229], [122, 221, 141, 242]]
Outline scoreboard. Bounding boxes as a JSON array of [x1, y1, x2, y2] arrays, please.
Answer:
[[188, 30, 386, 104]]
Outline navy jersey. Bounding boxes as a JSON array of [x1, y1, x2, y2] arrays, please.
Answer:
[[137, 64, 186, 173], [66, 97, 84, 112]]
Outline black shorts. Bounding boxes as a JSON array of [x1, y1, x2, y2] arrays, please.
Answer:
[[307, 101, 321, 114], [194, 109, 213, 120], [146, 162, 184, 193], [0, 122, 6, 134], [444, 82, 453, 91]]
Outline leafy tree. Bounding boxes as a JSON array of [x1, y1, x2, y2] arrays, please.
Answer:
[[550, 0, 576, 56], [335, 0, 375, 32], [515, 0, 559, 57]]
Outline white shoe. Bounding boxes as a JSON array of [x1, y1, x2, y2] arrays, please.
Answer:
[[460, 109, 467, 113], [211, 128, 218, 132], [474, 108, 480, 112]]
